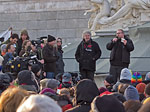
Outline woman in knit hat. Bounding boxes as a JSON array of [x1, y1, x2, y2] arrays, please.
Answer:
[[136, 83, 146, 102], [17, 29, 30, 55]]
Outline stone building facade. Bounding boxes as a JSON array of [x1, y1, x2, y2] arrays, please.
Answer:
[[0, 0, 90, 43]]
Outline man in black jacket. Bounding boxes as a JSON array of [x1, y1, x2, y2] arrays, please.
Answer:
[[42, 35, 58, 79], [106, 29, 134, 83], [75, 30, 101, 81]]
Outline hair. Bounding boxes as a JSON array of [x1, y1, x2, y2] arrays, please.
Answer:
[[22, 40, 31, 49], [40, 79, 49, 91], [82, 30, 91, 37], [145, 83, 150, 96], [20, 29, 30, 40], [0, 87, 29, 112], [57, 38, 62, 42], [6, 43, 14, 52], [123, 100, 142, 112], [10, 33, 19, 40], [118, 83, 129, 95], [59, 88, 70, 96], [117, 29, 124, 34]]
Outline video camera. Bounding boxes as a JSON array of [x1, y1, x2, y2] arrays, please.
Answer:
[[31, 36, 47, 48], [5, 55, 39, 75]]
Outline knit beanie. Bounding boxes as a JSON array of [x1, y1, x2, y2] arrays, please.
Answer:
[[105, 75, 114, 84], [47, 35, 56, 42], [31, 64, 41, 74], [124, 85, 139, 101], [46, 79, 60, 89], [131, 72, 142, 84], [91, 95, 125, 112], [136, 83, 146, 94], [145, 72, 150, 81], [120, 68, 132, 81]]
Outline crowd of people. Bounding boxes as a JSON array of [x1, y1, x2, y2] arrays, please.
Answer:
[[0, 28, 149, 112]]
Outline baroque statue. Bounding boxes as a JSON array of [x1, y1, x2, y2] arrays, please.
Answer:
[[85, 0, 150, 31]]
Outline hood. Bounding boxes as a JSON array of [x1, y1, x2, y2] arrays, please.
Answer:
[[75, 79, 99, 105]]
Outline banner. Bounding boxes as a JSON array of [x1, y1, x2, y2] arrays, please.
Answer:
[[0, 27, 12, 42]]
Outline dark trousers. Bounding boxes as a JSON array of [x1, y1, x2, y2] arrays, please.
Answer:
[[110, 65, 128, 83], [80, 69, 94, 81]]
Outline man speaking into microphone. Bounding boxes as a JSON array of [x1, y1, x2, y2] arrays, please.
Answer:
[[106, 29, 134, 83]]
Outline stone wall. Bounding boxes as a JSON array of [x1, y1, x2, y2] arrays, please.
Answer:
[[0, 0, 90, 43]]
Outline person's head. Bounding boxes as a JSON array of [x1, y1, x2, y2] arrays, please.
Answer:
[[59, 88, 70, 99], [31, 64, 42, 77], [0, 73, 11, 94], [20, 29, 29, 41], [136, 83, 146, 94], [98, 87, 108, 95], [104, 75, 114, 86], [145, 72, 150, 81], [144, 83, 150, 97], [10, 33, 19, 44], [123, 100, 142, 112], [57, 38, 62, 47], [40, 78, 49, 91], [17, 70, 39, 92], [124, 85, 139, 101], [47, 35, 56, 46], [22, 40, 31, 50], [120, 68, 132, 81], [1, 44, 7, 52], [74, 79, 99, 105], [46, 79, 60, 92], [116, 29, 124, 38], [6, 43, 15, 53], [90, 95, 125, 112], [118, 83, 129, 95], [0, 87, 29, 112], [17, 94, 62, 112], [62, 73, 72, 83], [82, 30, 91, 42]]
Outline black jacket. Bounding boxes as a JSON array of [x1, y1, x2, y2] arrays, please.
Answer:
[[42, 44, 58, 72], [75, 39, 101, 71], [66, 79, 99, 112], [106, 36, 134, 65]]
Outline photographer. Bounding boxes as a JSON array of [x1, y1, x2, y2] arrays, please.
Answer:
[[19, 40, 31, 57]]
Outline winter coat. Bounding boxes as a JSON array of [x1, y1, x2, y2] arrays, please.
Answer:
[[42, 44, 58, 72], [75, 39, 101, 71], [56, 48, 64, 74], [66, 79, 99, 112], [106, 36, 134, 65], [2, 52, 14, 73]]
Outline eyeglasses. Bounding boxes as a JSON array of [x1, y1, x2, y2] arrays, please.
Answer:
[[116, 32, 123, 34]]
